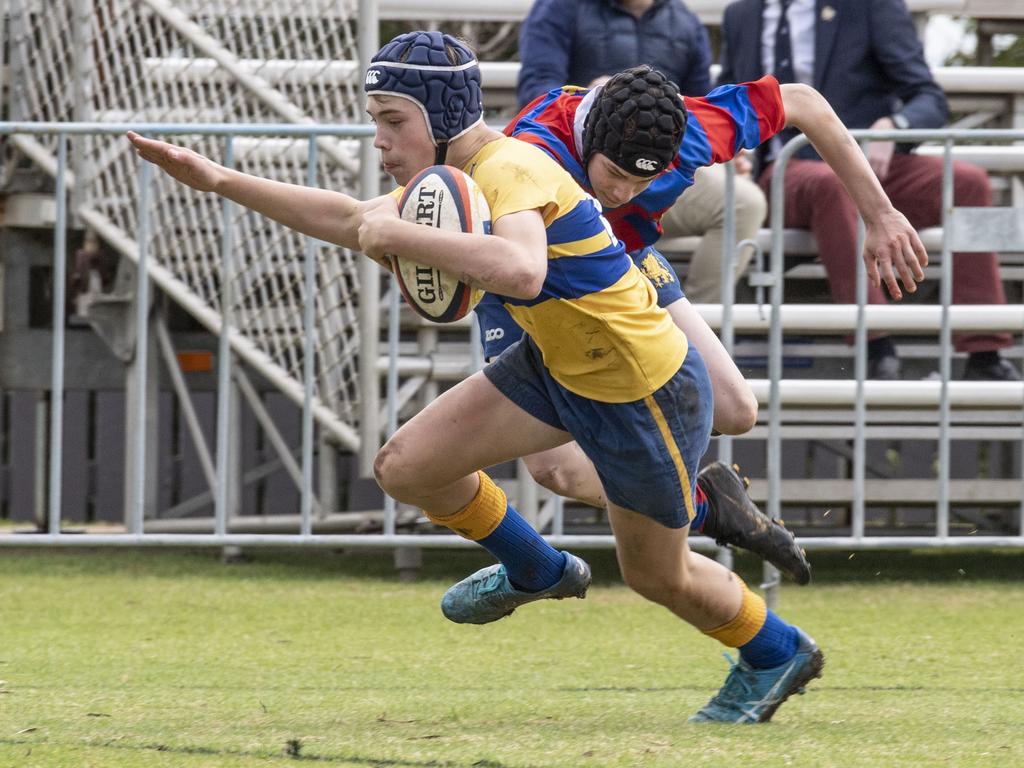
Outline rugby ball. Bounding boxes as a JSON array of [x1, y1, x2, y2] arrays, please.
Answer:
[[391, 165, 490, 323]]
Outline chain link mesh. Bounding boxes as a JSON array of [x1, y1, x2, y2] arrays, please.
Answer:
[[7, 0, 366, 429]]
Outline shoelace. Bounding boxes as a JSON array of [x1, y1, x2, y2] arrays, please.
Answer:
[[707, 653, 755, 708]]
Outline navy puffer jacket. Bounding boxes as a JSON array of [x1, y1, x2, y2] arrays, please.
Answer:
[[517, 0, 712, 107]]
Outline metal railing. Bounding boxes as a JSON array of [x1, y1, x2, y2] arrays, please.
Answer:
[[765, 129, 1024, 553], [0, 121, 374, 545], [2, 126, 1022, 571]]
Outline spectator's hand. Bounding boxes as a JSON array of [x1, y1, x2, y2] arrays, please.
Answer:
[[357, 196, 400, 266], [866, 117, 897, 182], [863, 208, 928, 300], [126, 131, 223, 192], [734, 151, 754, 178]]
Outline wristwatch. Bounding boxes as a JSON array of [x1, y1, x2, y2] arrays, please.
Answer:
[[891, 113, 910, 130]]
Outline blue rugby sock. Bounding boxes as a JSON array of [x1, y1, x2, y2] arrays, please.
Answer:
[[425, 472, 566, 593], [739, 610, 800, 669], [705, 577, 800, 668], [479, 505, 567, 592]]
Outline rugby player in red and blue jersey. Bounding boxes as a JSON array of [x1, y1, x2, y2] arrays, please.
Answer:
[[477, 66, 925, 587]]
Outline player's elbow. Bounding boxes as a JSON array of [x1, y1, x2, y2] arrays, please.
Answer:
[[502, 259, 546, 300], [518, 264, 547, 299], [715, 390, 759, 436], [779, 82, 826, 128]]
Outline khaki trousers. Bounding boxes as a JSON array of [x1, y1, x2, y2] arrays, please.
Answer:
[[658, 164, 767, 303]]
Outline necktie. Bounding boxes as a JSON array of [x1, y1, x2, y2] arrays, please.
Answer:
[[774, 0, 796, 85], [773, 0, 799, 151]]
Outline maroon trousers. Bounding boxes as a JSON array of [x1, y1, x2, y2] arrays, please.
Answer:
[[759, 153, 1011, 353]]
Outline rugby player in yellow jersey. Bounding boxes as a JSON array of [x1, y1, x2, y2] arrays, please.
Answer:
[[128, 31, 927, 723]]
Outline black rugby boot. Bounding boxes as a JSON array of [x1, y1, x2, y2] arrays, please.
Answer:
[[697, 462, 812, 585]]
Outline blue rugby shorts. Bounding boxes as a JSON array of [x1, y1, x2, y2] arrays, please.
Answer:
[[483, 334, 712, 528], [475, 246, 685, 360]]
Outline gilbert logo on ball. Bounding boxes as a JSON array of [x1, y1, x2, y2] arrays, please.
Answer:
[[390, 166, 491, 323]]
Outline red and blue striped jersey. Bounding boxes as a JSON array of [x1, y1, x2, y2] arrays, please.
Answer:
[[503, 75, 786, 253]]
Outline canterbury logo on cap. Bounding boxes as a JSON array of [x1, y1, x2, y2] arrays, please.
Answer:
[[635, 157, 657, 172], [365, 69, 381, 86]]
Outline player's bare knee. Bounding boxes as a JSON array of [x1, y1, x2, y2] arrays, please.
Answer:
[[372, 443, 395, 493], [529, 462, 569, 496], [620, 564, 687, 608], [373, 439, 415, 499]]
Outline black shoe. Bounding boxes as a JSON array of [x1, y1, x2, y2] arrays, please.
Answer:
[[962, 359, 1021, 381], [697, 462, 812, 585], [867, 353, 901, 380]]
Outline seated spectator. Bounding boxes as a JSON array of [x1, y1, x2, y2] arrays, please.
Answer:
[[719, 0, 1019, 380], [518, 0, 768, 303]]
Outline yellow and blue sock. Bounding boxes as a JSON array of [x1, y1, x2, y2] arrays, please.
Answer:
[[690, 482, 709, 532], [703, 576, 800, 669], [424, 472, 566, 592]]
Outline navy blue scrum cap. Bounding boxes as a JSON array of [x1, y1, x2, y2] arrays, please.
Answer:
[[364, 31, 484, 148]]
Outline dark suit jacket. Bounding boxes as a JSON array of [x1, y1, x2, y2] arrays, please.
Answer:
[[718, 0, 949, 159]]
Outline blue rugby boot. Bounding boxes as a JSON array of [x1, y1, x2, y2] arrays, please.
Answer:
[[689, 629, 825, 723], [441, 552, 591, 624]]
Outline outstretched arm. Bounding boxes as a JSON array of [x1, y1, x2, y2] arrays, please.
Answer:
[[127, 132, 376, 251], [779, 84, 928, 300]]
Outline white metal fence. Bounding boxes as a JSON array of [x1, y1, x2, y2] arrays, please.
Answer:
[[0, 123, 1022, 559], [0, 0, 1021, 576], [6, 0, 368, 448]]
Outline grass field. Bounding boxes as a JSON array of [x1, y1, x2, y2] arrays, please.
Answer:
[[1, 546, 1022, 768]]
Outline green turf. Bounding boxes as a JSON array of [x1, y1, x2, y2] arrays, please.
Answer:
[[1, 547, 1022, 767]]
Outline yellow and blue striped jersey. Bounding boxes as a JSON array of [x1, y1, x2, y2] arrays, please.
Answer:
[[465, 137, 685, 403]]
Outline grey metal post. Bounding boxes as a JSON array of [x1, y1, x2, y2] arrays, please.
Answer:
[[1016, 89, 1024, 533], [765, 138, 801, 612], [130, 160, 154, 533], [767, 142, 795, 527], [383, 281, 401, 537], [1011, 95, 1023, 208], [213, 137, 236, 537], [318, 434, 337, 518], [300, 137, 318, 537], [357, 0, 381, 476], [70, 0, 95, 218], [6, 0, 27, 123], [470, 310, 484, 373], [517, 459, 539, 526], [0, 5, 6, 124], [937, 140, 954, 538], [47, 133, 69, 535], [34, 396, 47, 528], [719, 161, 736, 468], [852, 213, 867, 539], [718, 161, 736, 572], [552, 495, 565, 538], [229, 378, 242, 520]]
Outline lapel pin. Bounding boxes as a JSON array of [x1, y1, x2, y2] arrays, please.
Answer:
[[821, 5, 836, 21]]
